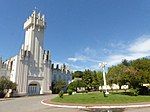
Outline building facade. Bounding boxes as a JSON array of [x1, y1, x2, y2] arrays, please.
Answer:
[[3, 11, 51, 96], [0, 57, 10, 78], [0, 11, 72, 96], [51, 64, 72, 85]]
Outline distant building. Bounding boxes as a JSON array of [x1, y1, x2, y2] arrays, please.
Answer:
[[0, 57, 10, 78], [51, 64, 72, 84]]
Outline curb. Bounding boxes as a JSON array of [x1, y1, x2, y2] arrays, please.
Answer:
[[0, 98, 12, 102], [41, 100, 150, 109]]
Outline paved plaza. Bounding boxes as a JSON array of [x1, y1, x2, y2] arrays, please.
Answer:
[[0, 95, 86, 112], [0, 95, 150, 112]]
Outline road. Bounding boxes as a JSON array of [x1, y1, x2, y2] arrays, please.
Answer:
[[0, 95, 86, 112], [0, 94, 150, 112]]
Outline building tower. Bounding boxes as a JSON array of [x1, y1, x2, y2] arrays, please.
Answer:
[[13, 11, 51, 96], [23, 10, 45, 68]]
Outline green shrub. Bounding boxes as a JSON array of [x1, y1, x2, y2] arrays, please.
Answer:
[[67, 89, 73, 95], [52, 80, 66, 94], [67, 80, 86, 92], [0, 76, 17, 98], [0, 92, 5, 98], [85, 90, 88, 93], [59, 90, 64, 98], [138, 86, 150, 95], [129, 88, 139, 96]]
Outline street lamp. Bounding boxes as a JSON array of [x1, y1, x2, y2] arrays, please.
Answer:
[[99, 62, 109, 97]]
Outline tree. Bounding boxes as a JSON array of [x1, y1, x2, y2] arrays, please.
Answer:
[[68, 80, 86, 92], [72, 71, 83, 79], [0, 76, 17, 98], [82, 70, 103, 91], [52, 80, 66, 94], [107, 58, 150, 95], [130, 58, 150, 84], [82, 70, 93, 91], [107, 65, 125, 87], [122, 59, 130, 66], [70, 69, 103, 92], [92, 71, 103, 90]]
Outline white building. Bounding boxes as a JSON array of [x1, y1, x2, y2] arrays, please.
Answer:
[[0, 11, 72, 96], [1, 11, 51, 96], [51, 64, 72, 85], [0, 57, 10, 78]]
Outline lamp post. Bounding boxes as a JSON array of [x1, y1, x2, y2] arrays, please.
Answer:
[[99, 62, 109, 97]]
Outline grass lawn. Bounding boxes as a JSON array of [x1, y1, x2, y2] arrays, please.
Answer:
[[51, 92, 150, 104]]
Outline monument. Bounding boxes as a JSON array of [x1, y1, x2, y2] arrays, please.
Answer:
[[99, 62, 109, 97]]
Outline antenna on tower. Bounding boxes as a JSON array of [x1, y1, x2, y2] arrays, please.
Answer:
[[35, 6, 37, 10], [33, 6, 38, 13], [34, 6, 38, 11]]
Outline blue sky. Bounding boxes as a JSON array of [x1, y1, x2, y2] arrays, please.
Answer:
[[0, 0, 150, 70]]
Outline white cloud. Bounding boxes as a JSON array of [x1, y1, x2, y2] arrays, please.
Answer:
[[84, 47, 97, 55], [103, 48, 112, 54], [68, 58, 78, 62], [68, 64, 85, 71], [105, 35, 150, 66], [128, 36, 150, 53], [68, 47, 100, 63], [106, 52, 150, 66], [109, 41, 126, 49], [68, 55, 88, 62], [67, 35, 150, 70], [68, 55, 100, 63]]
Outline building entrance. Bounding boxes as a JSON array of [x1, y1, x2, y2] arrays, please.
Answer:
[[28, 82, 40, 95]]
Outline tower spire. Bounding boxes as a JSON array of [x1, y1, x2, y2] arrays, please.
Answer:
[[34, 6, 37, 12], [32, 6, 38, 15]]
